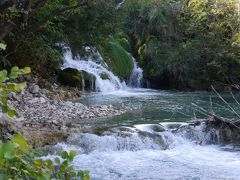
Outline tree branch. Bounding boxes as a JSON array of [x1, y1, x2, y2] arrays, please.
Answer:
[[0, 0, 17, 11], [28, 0, 88, 33], [30, 0, 49, 16], [23, 0, 33, 25], [0, 0, 89, 41]]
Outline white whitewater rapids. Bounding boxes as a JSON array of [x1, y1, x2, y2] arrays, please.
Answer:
[[61, 48, 143, 92], [43, 87, 240, 179], [46, 123, 240, 180]]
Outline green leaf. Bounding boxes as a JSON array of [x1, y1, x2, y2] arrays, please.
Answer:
[[68, 150, 77, 162], [34, 159, 43, 167], [2, 142, 15, 159], [9, 66, 20, 79], [0, 43, 6, 50], [21, 67, 31, 74], [2, 95, 8, 105], [0, 70, 8, 77], [8, 108, 16, 117], [10, 167, 18, 171], [20, 158, 28, 165], [9, 67, 30, 78], [83, 171, 90, 180], [67, 166, 74, 172], [77, 170, 90, 180], [14, 82, 27, 92], [45, 159, 53, 167], [22, 169, 30, 175], [11, 66, 19, 73], [54, 157, 61, 165], [0, 70, 8, 83], [6, 82, 27, 92], [12, 134, 29, 152], [37, 173, 50, 180], [63, 160, 68, 166], [2, 105, 8, 113], [60, 160, 68, 171], [61, 151, 68, 159]]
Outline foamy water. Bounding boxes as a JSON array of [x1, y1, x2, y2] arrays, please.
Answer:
[[46, 122, 240, 180]]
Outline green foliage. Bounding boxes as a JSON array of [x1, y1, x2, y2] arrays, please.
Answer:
[[0, 134, 90, 180], [0, 0, 120, 77], [11, 34, 61, 75], [0, 66, 31, 117], [120, 0, 240, 90], [2, 0, 240, 90], [60, 0, 118, 56], [0, 43, 6, 51]]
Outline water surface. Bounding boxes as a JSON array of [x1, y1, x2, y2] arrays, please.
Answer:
[[50, 89, 240, 179]]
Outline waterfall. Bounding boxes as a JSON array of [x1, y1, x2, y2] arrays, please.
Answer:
[[128, 57, 143, 88], [61, 49, 125, 92], [61, 46, 145, 92], [116, 0, 126, 9]]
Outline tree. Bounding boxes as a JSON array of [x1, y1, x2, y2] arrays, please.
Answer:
[[0, 0, 89, 41]]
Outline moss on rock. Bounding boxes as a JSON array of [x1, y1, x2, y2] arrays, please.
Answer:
[[58, 68, 81, 88], [103, 36, 134, 80]]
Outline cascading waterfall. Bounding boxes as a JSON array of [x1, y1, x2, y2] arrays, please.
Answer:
[[61, 47, 144, 92], [116, 0, 126, 9], [128, 57, 143, 88], [52, 123, 226, 156], [61, 49, 125, 92]]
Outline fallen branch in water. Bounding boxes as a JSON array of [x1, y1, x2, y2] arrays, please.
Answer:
[[211, 86, 240, 120], [191, 103, 240, 130]]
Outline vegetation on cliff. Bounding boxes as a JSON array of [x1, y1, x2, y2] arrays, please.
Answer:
[[122, 0, 240, 90], [1, 0, 240, 90]]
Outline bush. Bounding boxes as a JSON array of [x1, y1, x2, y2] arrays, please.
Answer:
[[0, 134, 90, 180], [0, 66, 31, 117], [0, 50, 90, 179]]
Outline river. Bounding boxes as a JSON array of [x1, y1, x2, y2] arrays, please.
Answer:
[[46, 89, 240, 180]]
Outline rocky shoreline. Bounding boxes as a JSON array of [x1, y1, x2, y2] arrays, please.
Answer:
[[0, 82, 126, 147]]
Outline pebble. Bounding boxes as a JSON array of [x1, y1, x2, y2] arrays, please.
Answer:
[[9, 92, 20, 101], [30, 84, 40, 94], [10, 85, 126, 129]]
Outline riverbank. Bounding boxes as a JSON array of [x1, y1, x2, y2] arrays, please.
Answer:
[[0, 79, 126, 147]]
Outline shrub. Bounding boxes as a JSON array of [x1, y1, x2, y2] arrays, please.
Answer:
[[0, 66, 31, 117], [0, 134, 90, 180], [0, 45, 90, 179]]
